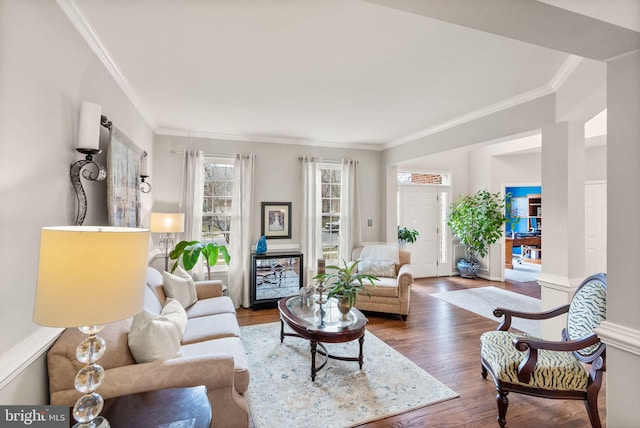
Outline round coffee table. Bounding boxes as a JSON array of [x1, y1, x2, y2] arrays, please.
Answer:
[[278, 295, 368, 381]]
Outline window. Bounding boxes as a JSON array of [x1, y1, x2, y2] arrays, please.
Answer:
[[202, 158, 234, 246], [321, 164, 341, 261], [398, 171, 450, 185]]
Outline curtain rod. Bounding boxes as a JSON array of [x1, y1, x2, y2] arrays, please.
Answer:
[[171, 149, 235, 159], [297, 157, 348, 165]]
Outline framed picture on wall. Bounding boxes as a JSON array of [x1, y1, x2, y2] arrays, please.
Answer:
[[106, 127, 143, 227], [261, 202, 291, 239]]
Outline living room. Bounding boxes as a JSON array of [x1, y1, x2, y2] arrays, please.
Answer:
[[1, 1, 638, 427]]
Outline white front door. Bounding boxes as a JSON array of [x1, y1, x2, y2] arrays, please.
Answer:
[[399, 185, 451, 278]]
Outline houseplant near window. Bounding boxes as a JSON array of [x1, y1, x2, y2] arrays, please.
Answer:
[[447, 189, 507, 278], [169, 240, 230, 280], [313, 259, 378, 320], [397, 226, 420, 246]]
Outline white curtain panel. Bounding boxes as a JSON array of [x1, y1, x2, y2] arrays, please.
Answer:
[[229, 153, 255, 308], [178, 149, 204, 277], [338, 159, 362, 263], [300, 157, 322, 280]]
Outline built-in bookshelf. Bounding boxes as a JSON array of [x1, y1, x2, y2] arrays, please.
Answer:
[[528, 194, 541, 232]]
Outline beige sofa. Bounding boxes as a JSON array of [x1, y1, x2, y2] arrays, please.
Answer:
[[351, 246, 414, 320], [47, 267, 249, 428]]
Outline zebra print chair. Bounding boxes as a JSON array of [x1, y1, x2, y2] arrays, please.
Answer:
[[480, 273, 607, 427]]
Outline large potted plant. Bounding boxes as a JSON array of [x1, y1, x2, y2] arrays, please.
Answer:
[[169, 240, 230, 280], [447, 189, 507, 278], [313, 259, 378, 320]]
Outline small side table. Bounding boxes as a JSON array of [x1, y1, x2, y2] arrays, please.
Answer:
[[71, 386, 211, 428]]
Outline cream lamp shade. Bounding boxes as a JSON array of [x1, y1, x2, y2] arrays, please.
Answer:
[[150, 213, 185, 234], [33, 226, 150, 328]]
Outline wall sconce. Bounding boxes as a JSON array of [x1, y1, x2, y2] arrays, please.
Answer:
[[71, 102, 112, 226], [140, 151, 151, 193], [150, 212, 185, 271]]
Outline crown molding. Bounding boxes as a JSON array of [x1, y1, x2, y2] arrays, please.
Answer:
[[56, 0, 157, 129], [58, 1, 582, 151], [155, 128, 383, 151], [550, 55, 583, 89], [385, 84, 555, 149]]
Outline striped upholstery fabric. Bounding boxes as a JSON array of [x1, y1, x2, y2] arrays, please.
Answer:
[[567, 277, 607, 354], [480, 331, 589, 391]]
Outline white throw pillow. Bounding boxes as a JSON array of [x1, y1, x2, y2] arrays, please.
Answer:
[[161, 298, 188, 341], [127, 310, 180, 363], [162, 268, 197, 308], [358, 259, 396, 278]]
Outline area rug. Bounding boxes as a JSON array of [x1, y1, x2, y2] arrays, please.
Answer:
[[431, 286, 541, 336], [505, 258, 541, 282], [241, 322, 458, 428]]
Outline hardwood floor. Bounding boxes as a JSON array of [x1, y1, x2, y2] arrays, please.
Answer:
[[236, 276, 606, 427]]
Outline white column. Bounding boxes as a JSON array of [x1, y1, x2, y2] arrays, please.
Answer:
[[596, 50, 640, 428], [538, 121, 586, 339]]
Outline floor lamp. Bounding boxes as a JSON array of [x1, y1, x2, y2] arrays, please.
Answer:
[[33, 226, 149, 428], [150, 212, 185, 271]]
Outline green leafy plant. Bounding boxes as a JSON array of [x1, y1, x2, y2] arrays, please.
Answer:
[[313, 259, 378, 308], [169, 240, 230, 280], [447, 189, 507, 263], [397, 226, 420, 244]]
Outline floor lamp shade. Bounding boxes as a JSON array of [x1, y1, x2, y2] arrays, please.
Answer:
[[33, 226, 150, 328], [150, 213, 185, 234]]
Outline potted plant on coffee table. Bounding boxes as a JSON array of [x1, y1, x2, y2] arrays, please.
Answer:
[[169, 240, 230, 280], [313, 259, 378, 320], [447, 189, 507, 278]]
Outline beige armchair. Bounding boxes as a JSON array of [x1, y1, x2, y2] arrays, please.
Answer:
[[351, 246, 414, 320]]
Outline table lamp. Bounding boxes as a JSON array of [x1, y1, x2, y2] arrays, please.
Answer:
[[150, 212, 185, 271], [33, 226, 149, 428]]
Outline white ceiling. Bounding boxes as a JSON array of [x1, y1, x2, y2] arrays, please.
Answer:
[[65, 0, 619, 148]]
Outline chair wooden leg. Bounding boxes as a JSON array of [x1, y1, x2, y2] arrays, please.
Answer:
[[584, 389, 602, 428], [496, 389, 509, 428]]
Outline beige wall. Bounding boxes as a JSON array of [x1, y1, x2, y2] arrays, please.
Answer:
[[152, 135, 385, 247], [0, 0, 153, 403]]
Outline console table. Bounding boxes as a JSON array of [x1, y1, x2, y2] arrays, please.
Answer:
[[251, 251, 303, 309], [505, 236, 542, 269]]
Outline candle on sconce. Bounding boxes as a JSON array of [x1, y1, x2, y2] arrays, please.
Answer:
[[77, 102, 102, 151], [140, 153, 149, 177]]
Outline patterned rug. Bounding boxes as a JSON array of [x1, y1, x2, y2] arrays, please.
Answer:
[[431, 286, 541, 336], [241, 322, 458, 428]]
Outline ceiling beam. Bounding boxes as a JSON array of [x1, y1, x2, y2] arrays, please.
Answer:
[[364, 0, 640, 62]]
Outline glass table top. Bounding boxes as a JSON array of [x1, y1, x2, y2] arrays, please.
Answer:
[[285, 296, 361, 331]]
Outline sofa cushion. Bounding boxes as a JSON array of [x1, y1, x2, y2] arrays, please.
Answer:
[[360, 277, 399, 297], [182, 313, 242, 345], [358, 259, 396, 278], [128, 310, 181, 363], [161, 298, 188, 341], [162, 268, 197, 308], [146, 266, 164, 288], [143, 283, 163, 315], [185, 296, 236, 319], [180, 336, 250, 394]]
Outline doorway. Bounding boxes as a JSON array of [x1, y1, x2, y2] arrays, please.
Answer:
[[398, 183, 451, 278]]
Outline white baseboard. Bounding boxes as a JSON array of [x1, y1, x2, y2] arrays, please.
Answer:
[[0, 327, 63, 390]]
